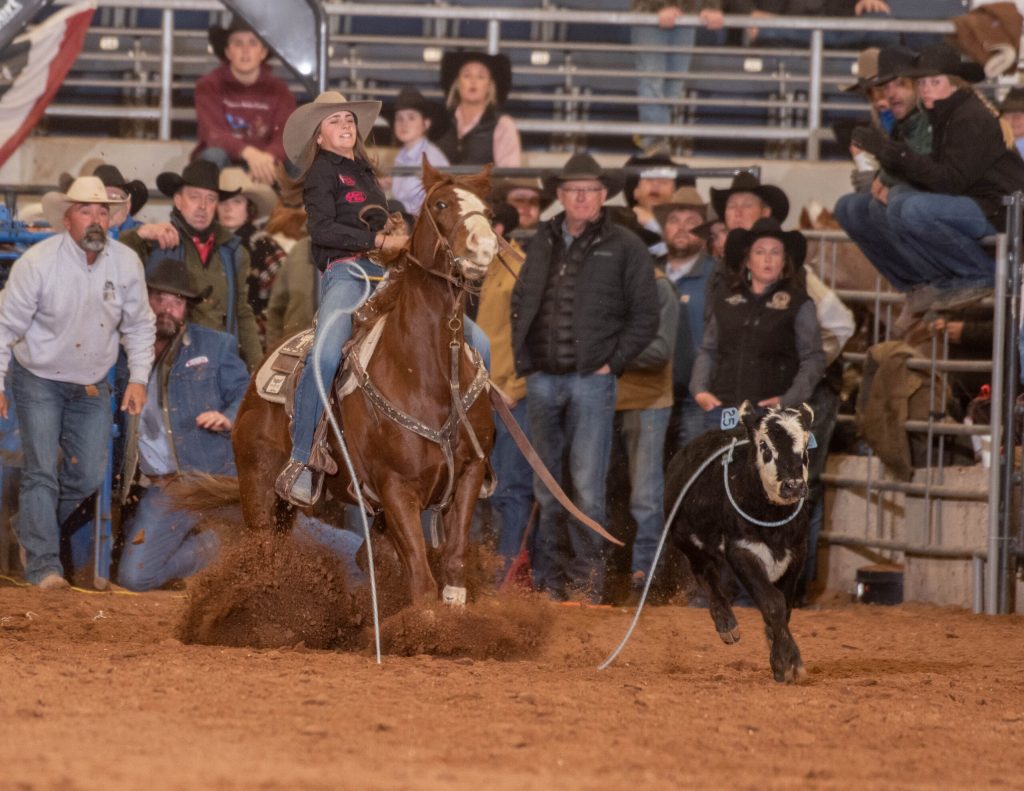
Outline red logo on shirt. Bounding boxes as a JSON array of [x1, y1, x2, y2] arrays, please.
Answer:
[[344, 191, 366, 203], [338, 175, 355, 186]]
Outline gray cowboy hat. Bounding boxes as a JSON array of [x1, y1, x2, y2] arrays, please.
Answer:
[[282, 91, 382, 171], [710, 171, 789, 225], [652, 185, 708, 230], [543, 152, 622, 201], [146, 257, 212, 302], [41, 176, 128, 230], [156, 160, 241, 201], [440, 50, 513, 106], [841, 47, 880, 93], [905, 42, 985, 83], [723, 217, 807, 274]]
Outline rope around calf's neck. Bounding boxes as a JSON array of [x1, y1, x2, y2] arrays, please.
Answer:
[[597, 437, 804, 671]]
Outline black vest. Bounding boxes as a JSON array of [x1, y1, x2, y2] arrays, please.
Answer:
[[436, 108, 498, 165], [711, 279, 809, 406]]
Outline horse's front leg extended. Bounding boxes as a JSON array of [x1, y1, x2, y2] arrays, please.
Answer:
[[440, 458, 487, 606], [379, 483, 438, 606]]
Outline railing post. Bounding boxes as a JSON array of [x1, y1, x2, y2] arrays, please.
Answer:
[[486, 18, 500, 55], [987, 229, 1009, 614], [805, 27, 823, 161], [159, 8, 173, 141]]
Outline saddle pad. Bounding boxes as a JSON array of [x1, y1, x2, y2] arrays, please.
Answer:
[[255, 328, 315, 404]]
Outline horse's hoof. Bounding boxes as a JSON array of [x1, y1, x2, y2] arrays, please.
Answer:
[[442, 585, 467, 607], [717, 626, 741, 645]]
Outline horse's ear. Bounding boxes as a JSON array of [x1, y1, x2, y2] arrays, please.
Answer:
[[462, 164, 492, 200], [422, 155, 444, 190]]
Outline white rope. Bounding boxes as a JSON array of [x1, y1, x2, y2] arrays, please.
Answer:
[[597, 435, 803, 670], [311, 262, 382, 665]]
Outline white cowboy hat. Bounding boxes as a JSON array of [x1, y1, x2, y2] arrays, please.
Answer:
[[41, 175, 128, 230], [218, 167, 278, 222], [282, 91, 381, 171]]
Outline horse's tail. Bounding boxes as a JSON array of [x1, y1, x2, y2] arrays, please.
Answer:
[[163, 473, 241, 514]]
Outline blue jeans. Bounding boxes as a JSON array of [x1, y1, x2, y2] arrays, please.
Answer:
[[118, 483, 219, 591], [527, 371, 617, 601], [672, 394, 707, 451], [293, 513, 367, 585], [11, 361, 111, 585], [622, 406, 671, 576], [632, 23, 695, 142], [490, 397, 534, 572], [290, 258, 490, 465], [197, 146, 231, 170]]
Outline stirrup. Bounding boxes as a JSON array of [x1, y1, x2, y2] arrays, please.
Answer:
[[274, 459, 323, 507]]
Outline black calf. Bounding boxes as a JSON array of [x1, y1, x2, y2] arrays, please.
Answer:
[[665, 401, 814, 683]]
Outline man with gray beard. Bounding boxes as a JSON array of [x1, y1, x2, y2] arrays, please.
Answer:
[[0, 177, 155, 589]]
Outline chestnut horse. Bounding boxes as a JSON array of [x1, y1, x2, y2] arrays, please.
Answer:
[[231, 161, 499, 606]]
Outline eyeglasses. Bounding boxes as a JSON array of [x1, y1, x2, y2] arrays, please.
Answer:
[[559, 187, 604, 196]]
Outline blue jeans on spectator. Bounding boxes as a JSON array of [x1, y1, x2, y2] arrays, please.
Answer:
[[622, 406, 671, 577], [800, 380, 840, 597], [673, 393, 707, 451], [118, 483, 220, 591], [290, 258, 490, 466], [11, 360, 111, 585], [527, 371, 617, 601], [632, 23, 695, 146], [197, 146, 231, 171], [491, 397, 534, 577]]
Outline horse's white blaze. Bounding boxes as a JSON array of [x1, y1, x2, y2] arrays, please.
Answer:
[[454, 187, 498, 277], [735, 539, 792, 583], [442, 585, 467, 607]]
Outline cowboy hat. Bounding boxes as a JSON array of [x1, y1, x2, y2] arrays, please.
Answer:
[[652, 185, 708, 229], [491, 177, 554, 212], [156, 160, 241, 201], [146, 257, 212, 302], [41, 176, 129, 230], [57, 157, 106, 194], [218, 167, 278, 221], [710, 171, 790, 224], [543, 152, 622, 201], [841, 47, 880, 93], [382, 87, 450, 140], [282, 91, 382, 171], [723, 217, 807, 274], [92, 164, 149, 217], [440, 50, 513, 106], [1000, 86, 1024, 114], [905, 42, 985, 83], [622, 152, 691, 208], [871, 46, 918, 87], [208, 15, 269, 63]]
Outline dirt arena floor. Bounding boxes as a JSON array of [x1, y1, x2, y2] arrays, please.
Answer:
[[3, 554, 1023, 791]]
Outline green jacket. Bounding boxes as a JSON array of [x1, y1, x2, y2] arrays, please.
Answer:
[[121, 223, 263, 371], [879, 108, 932, 189], [265, 237, 316, 347]]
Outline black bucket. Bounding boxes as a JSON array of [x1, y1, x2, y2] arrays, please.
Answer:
[[855, 564, 904, 605]]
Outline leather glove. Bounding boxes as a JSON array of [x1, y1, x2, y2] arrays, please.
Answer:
[[850, 125, 889, 156]]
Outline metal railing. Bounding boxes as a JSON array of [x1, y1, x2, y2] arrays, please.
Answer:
[[41, 0, 965, 157]]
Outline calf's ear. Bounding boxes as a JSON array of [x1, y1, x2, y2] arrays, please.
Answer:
[[739, 400, 759, 436], [798, 403, 815, 431]]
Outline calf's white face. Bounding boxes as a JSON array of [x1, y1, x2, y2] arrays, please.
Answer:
[[750, 407, 814, 506]]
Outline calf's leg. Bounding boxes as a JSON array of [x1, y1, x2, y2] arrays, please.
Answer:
[[684, 549, 740, 644]]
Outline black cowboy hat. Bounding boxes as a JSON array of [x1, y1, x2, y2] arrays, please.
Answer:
[[871, 46, 918, 87], [146, 257, 212, 302], [440, 50, 513, 107], [840, 47, 880, 93], [92, 164, 148, 217], [710, 171, 789, 225], [622, 152, 691, 209], [156, 160, 241, 201], [491, 202, 520, 236], [723, 217, 807, 274], [382, 87, 450, 141], [543, 152, 623, 201], [905, 42, 985, 83], [1000, 86, 1024, 114], [208, 15, 269, 63], [490, 177, 554, 212]]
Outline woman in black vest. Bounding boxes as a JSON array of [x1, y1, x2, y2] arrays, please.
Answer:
[[690, 218, 825, 428], [436, 51, 522, 168]]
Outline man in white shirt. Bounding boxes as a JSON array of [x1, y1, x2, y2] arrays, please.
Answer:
[[0, 177, 155, 589]]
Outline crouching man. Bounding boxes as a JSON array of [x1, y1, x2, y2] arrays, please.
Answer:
[[116, 258, 250, 591]]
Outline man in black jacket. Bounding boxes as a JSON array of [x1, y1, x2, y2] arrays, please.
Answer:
[[511, 153, 658, 602]]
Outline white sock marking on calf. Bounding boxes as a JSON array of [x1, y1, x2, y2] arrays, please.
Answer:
[[735, 539, 792, 583]]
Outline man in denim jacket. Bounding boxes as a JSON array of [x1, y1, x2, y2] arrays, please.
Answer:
[[116, 258, 250, 590]]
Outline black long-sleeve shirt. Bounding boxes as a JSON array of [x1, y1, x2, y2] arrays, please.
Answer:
[[304, 150, 389, 271]]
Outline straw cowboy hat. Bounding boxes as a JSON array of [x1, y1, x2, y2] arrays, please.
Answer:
[[208, 15, 270, 62], [543, 152, 623, 201], [723, 217, 807, 274], [710, 171, 790, 225], [282, 91, 382, 171], [218, 167, 278, 221], [841, 47, 880, 93], [156, 160, 240, 201], [145, 257, 212, 302], [906, 42, 986, 83], [652, 185, 708, 229], [41, 175, 128, 230], [440, 50, 513, 106], [57, 160, 149, 218]]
